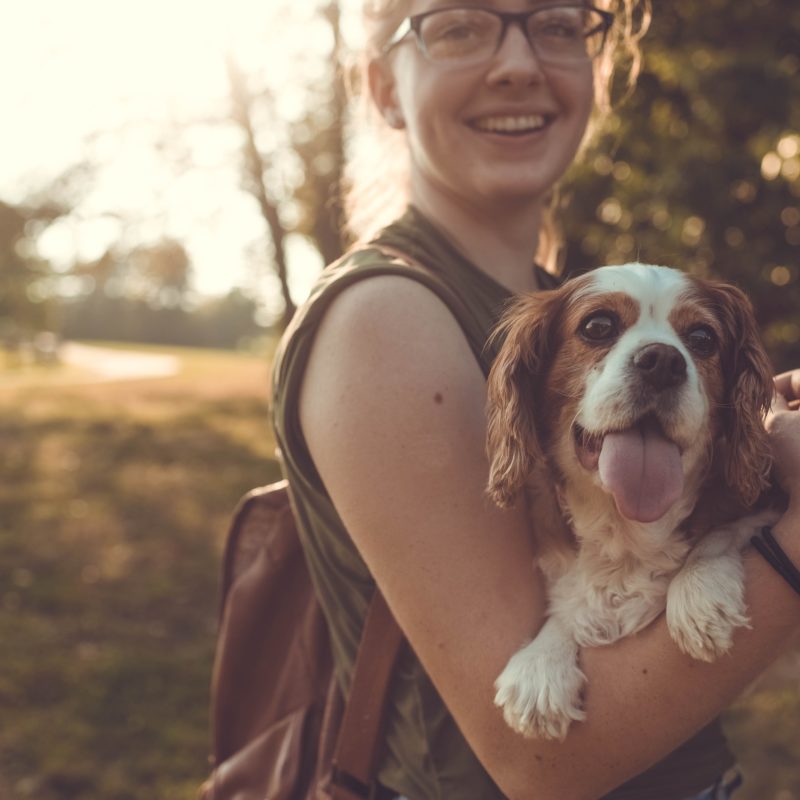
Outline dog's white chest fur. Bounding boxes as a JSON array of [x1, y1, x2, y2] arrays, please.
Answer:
[[544, 535, 689, 647]]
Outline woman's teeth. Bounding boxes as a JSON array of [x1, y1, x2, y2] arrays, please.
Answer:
[[473, 114, 547, 134]]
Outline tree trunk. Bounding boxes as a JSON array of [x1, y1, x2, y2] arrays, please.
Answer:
[[226, 56, 296, 330], [312, 1, 348, 264]]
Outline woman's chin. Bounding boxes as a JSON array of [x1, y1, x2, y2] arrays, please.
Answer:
[[472, 176, 555, 210]]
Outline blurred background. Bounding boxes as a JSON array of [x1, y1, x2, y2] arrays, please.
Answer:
[[0, 1, 798, 798]]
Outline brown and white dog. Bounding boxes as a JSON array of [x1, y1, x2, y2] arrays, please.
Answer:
[[487, 263, 778, 740]]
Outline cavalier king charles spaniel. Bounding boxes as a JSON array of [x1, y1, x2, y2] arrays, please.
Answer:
[[487, 263, 779, 740]]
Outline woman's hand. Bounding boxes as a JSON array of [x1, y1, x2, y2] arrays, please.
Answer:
[[773, 369, 800, 408], [767, 369, 800, 497]]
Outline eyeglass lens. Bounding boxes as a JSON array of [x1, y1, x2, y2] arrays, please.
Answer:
[[419, 6, 607, 64]]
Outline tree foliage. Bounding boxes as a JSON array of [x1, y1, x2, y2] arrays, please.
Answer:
[[0, 201, 56, 337], [561, 0, 800, 370], [61, 288, 265, 350], [128, 240, 192, 305], [60, 240, 264, 348]]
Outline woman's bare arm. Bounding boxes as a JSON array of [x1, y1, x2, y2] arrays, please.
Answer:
[[299, 277, 800, 800]]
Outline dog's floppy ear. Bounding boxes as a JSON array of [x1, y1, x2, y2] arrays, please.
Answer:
[[707, 282, 774, 506], [486, 290, 563, 507]]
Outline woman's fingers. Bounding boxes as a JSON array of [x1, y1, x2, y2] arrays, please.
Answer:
[[773, 369, 800, 403]]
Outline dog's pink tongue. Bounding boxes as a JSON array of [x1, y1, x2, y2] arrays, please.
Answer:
[[598, 423, 683, 523]]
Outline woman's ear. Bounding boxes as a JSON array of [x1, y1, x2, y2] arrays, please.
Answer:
[[367, 58, 405, 129]]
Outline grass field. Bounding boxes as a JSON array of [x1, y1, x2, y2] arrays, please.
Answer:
[[0, 345, 281, 799], [0, 344, 797, 799]]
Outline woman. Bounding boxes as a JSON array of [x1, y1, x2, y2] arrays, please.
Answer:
[[271, 2, 800, 798]]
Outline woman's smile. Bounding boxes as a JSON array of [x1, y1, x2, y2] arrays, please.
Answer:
[[468, 112, 553, 135]]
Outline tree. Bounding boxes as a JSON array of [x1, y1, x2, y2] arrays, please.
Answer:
[[0, 200, 55, 338], [225, 0, 347, 330], [290, 1, 348, 267], [62, 239, 198, 344], [191, 289, 264, 349], [560, 0, 800, 369], [129, 239, 191, 306], [226, 56, 296, 330]]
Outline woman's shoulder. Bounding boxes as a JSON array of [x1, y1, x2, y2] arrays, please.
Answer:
[[273, 244, 425, 370], [297, 248, 492, 468], [306, 266, 483, 391], [298, 242, 451, 327], [278, 235, 495, 382], [272, 245, 486, 442]]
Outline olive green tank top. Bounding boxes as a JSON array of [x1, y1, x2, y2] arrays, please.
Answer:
[[271, 206, 734, 800]]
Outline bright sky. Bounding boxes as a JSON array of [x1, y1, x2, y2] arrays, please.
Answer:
[[2, 0, 361, 304]]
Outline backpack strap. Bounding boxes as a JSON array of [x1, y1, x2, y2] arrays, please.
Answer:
[[331, 589, 404, 800]]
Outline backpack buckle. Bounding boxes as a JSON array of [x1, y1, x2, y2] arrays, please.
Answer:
[[330, 767, 381, 800]]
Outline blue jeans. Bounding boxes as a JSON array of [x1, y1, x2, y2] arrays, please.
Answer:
[[683, 769, 743, 800]]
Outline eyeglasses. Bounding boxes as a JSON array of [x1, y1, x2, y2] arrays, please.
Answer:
[[383, 4, 614, 67]]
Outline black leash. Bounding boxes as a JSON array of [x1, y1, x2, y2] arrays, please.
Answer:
[[750, 526, 800, 598]]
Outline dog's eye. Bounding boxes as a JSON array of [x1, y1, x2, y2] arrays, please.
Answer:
[[580, 313, 618, 342], [686, 325, 717, 356]]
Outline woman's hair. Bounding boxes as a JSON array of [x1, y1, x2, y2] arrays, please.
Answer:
[[342, 0, 651, 269]]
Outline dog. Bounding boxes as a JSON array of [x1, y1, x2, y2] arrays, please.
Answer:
[[486, 263, 779, 740]]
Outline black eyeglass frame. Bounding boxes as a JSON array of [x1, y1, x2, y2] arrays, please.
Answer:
[[383, 4, 615, 63]]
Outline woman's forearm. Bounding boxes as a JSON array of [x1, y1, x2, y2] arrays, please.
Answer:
[[491, 505, 800, 800], [503, 505, 800, 800]]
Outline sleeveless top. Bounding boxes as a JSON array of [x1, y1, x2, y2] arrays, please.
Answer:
[[271, 206, 735, 800]]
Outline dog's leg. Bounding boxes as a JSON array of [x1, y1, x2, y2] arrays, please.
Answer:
[[666, 510, 781, 661], [494, 615, 585, 740]]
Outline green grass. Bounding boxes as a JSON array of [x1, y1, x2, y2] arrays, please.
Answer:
[[0, 345, 280, 799], [0, 343, 798, 799]]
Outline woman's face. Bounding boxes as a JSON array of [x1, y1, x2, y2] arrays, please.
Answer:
[[373, 0, 595, 216]]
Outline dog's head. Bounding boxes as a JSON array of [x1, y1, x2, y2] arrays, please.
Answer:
[[487, 263, 774, 527]]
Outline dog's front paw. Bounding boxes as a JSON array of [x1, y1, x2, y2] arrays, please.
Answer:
[[666, 553, 750, 662], [494, 639, 586, 740]]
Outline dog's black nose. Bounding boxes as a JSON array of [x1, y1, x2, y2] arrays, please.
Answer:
[[633, 343, 687, 390]]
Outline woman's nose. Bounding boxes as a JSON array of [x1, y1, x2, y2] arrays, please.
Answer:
[[486, 23, 546, 85]]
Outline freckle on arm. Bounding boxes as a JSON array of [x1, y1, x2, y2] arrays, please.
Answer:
[[434, 392, 443, 405]]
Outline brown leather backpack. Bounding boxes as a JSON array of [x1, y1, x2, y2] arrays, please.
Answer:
[[201, 480, 404, 800]]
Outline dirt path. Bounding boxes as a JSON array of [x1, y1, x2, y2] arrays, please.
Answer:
[[59, 342, 181, 382]]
